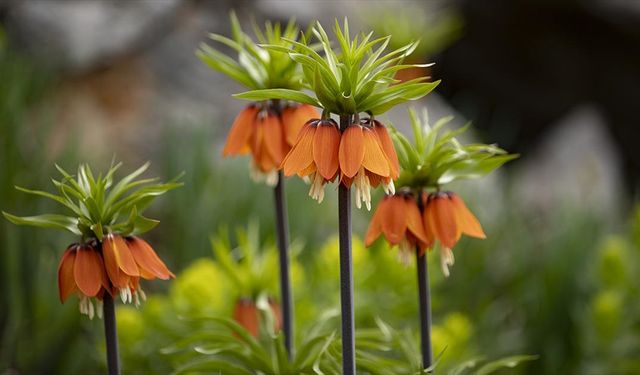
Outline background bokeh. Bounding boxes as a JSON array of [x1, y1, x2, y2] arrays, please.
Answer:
[[1, 0, 639, 374]]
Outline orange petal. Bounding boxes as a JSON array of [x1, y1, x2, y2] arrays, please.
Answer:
[[103, 234, 139, 286], [233, 298, 259, 337], [365, 199, 385, 246], [297, 162, 317, 177], [312, 122, 341, 180], [450, 194, 486, 239], [74, 246, 104, 297], [338, 125, 365, 178], [262, 114, 286, 165], [373, 123, 400, 179], [222, 106, 258, 156], [282, 124, 316, 176], [380, 195, 408, 245], [127, 237, 174, 280], [405, 196, 428, 244], [362, 128, 390, 177], [426, 194, 458, 249], [282, 104, 320, 146], [58, 246, 78, 303]]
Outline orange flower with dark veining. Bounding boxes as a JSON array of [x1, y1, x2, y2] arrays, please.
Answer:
[[58, 243, 110, 318], [282, 117, 399, 209], [339, 120, 398, 210], [233, 297, 283, 337], [58, 234, 174, 318], [223, 103, 320, 185], [281, 118, 341, 203], [281, 104, 321, 146], [365, 192, 429, 264], [423, 191, 486, 276]]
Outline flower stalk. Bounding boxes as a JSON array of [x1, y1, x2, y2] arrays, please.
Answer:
[[103, 294, 121, 375], [416, 193, 433, 371], [338, 114, 356, 375], [273, 170, 293, 356]]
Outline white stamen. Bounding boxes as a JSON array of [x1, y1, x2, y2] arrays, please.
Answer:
[[397, 238, 413, 266], [120, 287, 133, 304], [439, 247, 455, 277], [88, 299, 95, 320], [384, 180, 395, 195], [249, 162, 279, 187], [308, 172, 325, 203], [96, 300, 104, 319], [353, 167, 372, 210]]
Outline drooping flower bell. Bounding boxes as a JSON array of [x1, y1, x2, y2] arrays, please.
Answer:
[[58, 234, 175, 318], [281, 118, 341, 203], [423, 191, 486, 276], [58, 242, 110, 319], [232, 297, 283, 337], [222, 103, 320, 185], [339, 119, 398, 210], [281, 103, 321, 147], [281, 116, 399, 209], [365, 191, 429, 264]]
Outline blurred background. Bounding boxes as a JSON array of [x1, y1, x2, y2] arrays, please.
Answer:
[[1, 0, 639, 373]]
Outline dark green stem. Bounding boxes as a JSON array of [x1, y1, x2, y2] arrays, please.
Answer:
[[273, 171, 293, 356], [416, 194, 433, 371], [103, 294, 121, 375], [338, 114, 355, 374]]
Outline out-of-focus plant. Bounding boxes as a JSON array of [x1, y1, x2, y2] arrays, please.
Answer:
[[3, 162, 181, 373], [576, 206, 640, 374], [167, 302, 339, 375], [210, 222, 304, 337], [365, 7, 463, 59]]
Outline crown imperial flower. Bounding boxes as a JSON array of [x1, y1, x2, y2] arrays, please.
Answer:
[[3, 162, 181, 316]]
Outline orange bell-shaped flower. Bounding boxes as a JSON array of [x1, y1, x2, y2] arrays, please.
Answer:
[[423, 191, 486, 276], [339, 120, 397, 210], [365, 192, 429, 264], [281, 118, 341, 203]]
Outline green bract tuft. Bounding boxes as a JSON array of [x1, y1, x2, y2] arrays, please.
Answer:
[[391, 108, 518, 189], [3, 162, 182, 239], [235, 18, 439, 115], [197, 11, 305, 91]]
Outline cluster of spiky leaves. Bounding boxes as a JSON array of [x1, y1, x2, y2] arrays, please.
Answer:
[[197, 11, 305, 90], [236, 19, 439, 116], [390, 108, 518, 189], [169, 310, 536, 375], [210, 221, 302, 299], [2, 162, 182, 240]]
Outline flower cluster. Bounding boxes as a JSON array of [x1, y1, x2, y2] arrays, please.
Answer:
[[198, 13, 321, 185], [365, 109, 516, 276], [3, 163, 181, 317], [236, 20, 438, 205], [58, 235, 174, 318], [222, 102, 319, 185], [282, 117, 398, 209]]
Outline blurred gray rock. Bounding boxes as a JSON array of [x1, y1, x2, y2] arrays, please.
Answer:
[[5, 0, 181, 71], [514, 105, 623, 218]]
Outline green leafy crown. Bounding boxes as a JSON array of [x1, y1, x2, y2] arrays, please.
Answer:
[[391, 108, 518, 189], [197, 11, 305, 91], [235, 18, 439, 116], [3, 162, 182, 240]]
